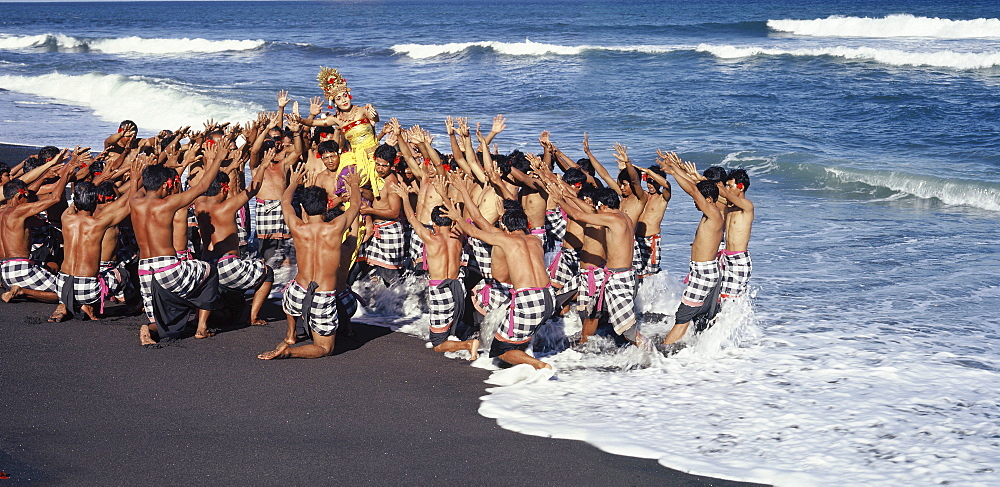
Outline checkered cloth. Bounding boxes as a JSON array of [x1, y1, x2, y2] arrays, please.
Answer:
[[603, 267, 638, 335], [466, 237, 493, 278], [407, 225, 426, 271], [720, 251, 752, 299], [544, 207, 567, 253], [255, 198, 291, 239], [681, 259, 722, 307], [361, 220, 405, 270], [0, 258, 58, 293], [633, 234, 662, 276], [55, 267, 126, 313], [282, 280, 339, 336], [236, 205, 249, 247], [548, 246, 580, 291], [576, 265, 607, 319], [427, 278, 464, 336], [471, 278, 511, 315], [215, 254, 267, 292], [529, 227, 547, 251], [138, 255, 211, 323], [495, 286, 555, 345]]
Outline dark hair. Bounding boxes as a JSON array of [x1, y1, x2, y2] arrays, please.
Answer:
[[703, 166, 727, 182], [374, 144, 397, 164], [312, 126, 336, 144], [300, 186, 329, 216], [89, 159, 105, 175], [594, 187, 620, 209], [492, 153, 512, 177], [204, 172, 230, 197], [577, 184, 598, 203], [73, 181, 98, 213], [119, 120, 137, 132], [23, 156, 42, 172], [262, 139, 276, 151], [323, 206, 344, 222], [142, 165, 177, 191], [0, 162, 10, 176], [37, 146, 60, 162], [96, 181, 116, 202], [501, 209, 529, 233], [645, 165, 669, 192], [138, 146, 155, 156], [508, 150, 530, 173], [727, 168, 750, 191], [317, 140, 340, 155], [697, 180, 719, 202], [3, 179, 27, 200], [430, 205, 452, 227], [501, 199, 522, 213], [577, 158, 596, 176], [616, 169, 631, 185], [562, 168, 586, 186]]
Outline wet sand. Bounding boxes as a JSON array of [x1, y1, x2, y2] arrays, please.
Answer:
[[0, 299, 765, 486]]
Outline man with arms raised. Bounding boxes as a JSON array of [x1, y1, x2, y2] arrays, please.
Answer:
[[718, 169, 754, 301], [258, 166, 361, 360], [133, 145, 224, 345]]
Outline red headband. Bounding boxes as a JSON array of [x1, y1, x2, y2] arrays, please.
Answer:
[[97, 194, 114, 203]]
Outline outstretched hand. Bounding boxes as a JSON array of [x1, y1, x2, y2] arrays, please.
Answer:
[[309, 96, 323, 117], [277, 90, 291, 108], [613, 142, 629, 170], [490, 114, 507, 134]]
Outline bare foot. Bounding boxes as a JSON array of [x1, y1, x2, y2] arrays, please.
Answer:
[[468, 339, 480, 361], [139, 324, 157, 346], [2, 286, 23, 303], [80, 304, 98, 321], [194, 329, 216, 339], [47, 303, 68, 323], [258, 342, 291, 360], [283, 334, 298, 346], [249, 318, 267, 326]]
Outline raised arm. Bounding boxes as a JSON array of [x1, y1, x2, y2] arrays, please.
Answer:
[[482, 114, 506, 146], [614, 143, 647, 203], [165, 143, 224, 210], [584, 133, 619, 192]]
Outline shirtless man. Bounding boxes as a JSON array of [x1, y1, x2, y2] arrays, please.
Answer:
[[257, 167, 361, 360], [718, 169, 754, 301], [251, 108, 301, 264], [658, 151, 725, 346], [357, 144, 404, 284], [132, 145, 224, 345], [193, 160, 273, 327], [449, 191, 553, 369], [0, 151, 74, 303], [391, 181, 480, 360], [50, 177, 134, 321], [555, 183, 643, 345], [633, 165, 671, 278]]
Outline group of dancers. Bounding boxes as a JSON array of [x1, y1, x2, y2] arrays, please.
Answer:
[[0, 67, 754, 369]]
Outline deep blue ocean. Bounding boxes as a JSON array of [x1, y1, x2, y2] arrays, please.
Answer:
[[1, 1, 998, 484]]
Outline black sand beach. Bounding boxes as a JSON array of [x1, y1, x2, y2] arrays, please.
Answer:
[[0, 299, 763, 486]]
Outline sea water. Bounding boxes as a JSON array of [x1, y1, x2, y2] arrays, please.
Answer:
[[1, 1, 998, 485]]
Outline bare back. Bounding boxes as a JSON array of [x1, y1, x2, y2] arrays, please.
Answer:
[[290, 215, 350, 291], [131, 193, 182, 259], [422, 226, 464, 281]]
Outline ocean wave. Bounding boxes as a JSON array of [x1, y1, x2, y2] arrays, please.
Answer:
[[823, 166, 1000, 212], [696, 43, 1000, 70], [768, 14, 1000, 39], [0, 33, 264, 54], [390, 39, 684, 59], [0, 72, 261, 131]]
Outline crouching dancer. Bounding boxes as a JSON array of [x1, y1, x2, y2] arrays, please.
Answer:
[[194, 165, 273, 327], [391, 180, 480, 360], [258, 166, 361, 360], [449, 193, 554, 370], [50, 179, 134, 321], [133, 145, 224, 345]]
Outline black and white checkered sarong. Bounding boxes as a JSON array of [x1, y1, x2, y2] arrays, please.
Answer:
[[547, 246, 579, 291], [634, 234, 662, 276], [681, 259, 721, 307], [495, 286, 555, 345], [255, 198, 290, 239], [720, 251, 752, 299], [576, 265, 606, 319], [216, 254, 267, 291], [603, 267, 638, 335], [0, 258, 58, 293], [282, 280, 338, 336], [138, 255, 211, 323], [55, 267, 126, 312], [544, 207, 567, 253], [471, 278, 511, 315], [361, 220, 405, 269], [467, 237, 493, 278], [427, 278, 462, 335]]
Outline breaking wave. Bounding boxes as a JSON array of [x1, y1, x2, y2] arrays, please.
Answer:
[[0, 32, 264, 54], [768, 14, 1000, 39], [696, 44, 1000, 70]]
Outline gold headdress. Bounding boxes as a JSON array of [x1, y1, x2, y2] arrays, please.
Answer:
[[317, 67, 350, 104]]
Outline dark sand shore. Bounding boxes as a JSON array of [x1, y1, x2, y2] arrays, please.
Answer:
[[0, 299, 765, 486]]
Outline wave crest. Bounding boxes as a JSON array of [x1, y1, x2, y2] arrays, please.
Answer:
[[768, 14, 1000, 39], [696, 43, 1000, 70], [0, 33, 264, 54], [0, 72, 260, 130], [390, 39, 682, 59], [823, 166, 1000, 212]]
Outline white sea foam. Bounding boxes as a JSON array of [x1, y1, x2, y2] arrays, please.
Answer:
[[824, 166, 1000, 212], [0, 33, 264, 54], [697, 43, 1000, 70], [769, 15, 1000, 39], [390, 39, 684, 59], [0, 72, 260, 131]]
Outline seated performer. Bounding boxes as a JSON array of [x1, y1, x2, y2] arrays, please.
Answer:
[[0, 152, 75, 303], [258, 167, 361, 360], [133, 145, 225, 345], [49, 178, 135, 322]]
